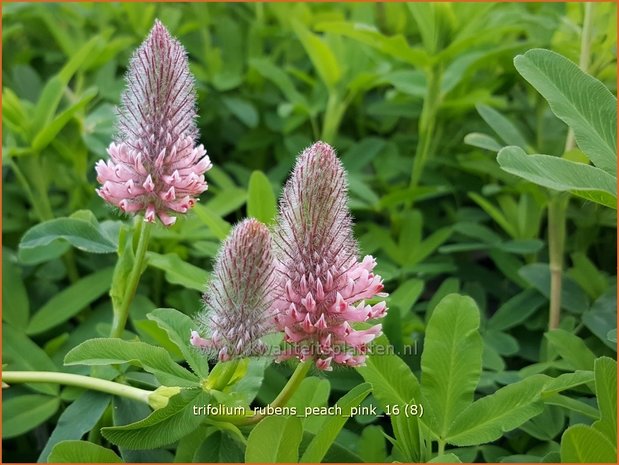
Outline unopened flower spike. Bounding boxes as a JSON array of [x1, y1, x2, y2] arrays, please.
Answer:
[[95, 19, 211, 226], [273, 141, 388, 371], [190, 219, 277, 362]]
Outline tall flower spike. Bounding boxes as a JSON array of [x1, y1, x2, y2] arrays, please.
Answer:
[[95, 19, 211, 226], [190, 219, 277, 362], [273, 142, 388, 371]]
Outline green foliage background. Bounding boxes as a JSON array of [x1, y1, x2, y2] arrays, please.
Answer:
[[2, 2, 617, 463]]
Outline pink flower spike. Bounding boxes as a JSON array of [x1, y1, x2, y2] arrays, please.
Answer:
[[95, 19, 211, 226], [192, 219, 277, 361], [273, 141, 388, 370]]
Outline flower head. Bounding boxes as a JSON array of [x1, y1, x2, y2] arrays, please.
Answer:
[[95, 20, 211, 226], [191, 219, 277, 361], [273, 142, 387, 371]]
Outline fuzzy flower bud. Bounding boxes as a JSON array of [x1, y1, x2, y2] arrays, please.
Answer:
[[191, 219, 277, 362], [273, 142, 388, 371], [95, 19, 211, 226]]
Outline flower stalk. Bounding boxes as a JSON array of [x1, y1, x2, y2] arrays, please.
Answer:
[[110, 219, 153, 338], [218, 360, 313, 426], [3, 371, 153, 406], [547, 2, 593, 330]]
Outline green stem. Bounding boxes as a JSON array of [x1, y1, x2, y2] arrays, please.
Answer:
[[10, 156, 80, 282], [409, 64, 442, 199], [7, 157, 50, 223], [321, 92, 347, 143], [548, 3, 593, 331], [548, 193, 568, 330], [437, 439, 446, 456], [3, 371, 152, 405], [110, 220, 153, 338], [564, 2, 594, 153], [22, 155, 55, 221], [269, 360, 312, 408], [227, 360, 312, 426]]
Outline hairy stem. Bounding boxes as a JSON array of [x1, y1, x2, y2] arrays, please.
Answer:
[[110, 220, 153, 338], [3, 371, 152, 405]]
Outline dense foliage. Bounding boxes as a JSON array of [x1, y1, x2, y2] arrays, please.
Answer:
[[2, 2, 617, 464]]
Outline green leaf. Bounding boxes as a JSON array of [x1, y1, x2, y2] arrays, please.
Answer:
[[560, 425, 617, 463], [2, 394, 60, 439], [520, 404, 565, 441], [147, 308, 210, 379], [26, 267, 114, 335], [409, 227, 452, 266], [356, 337, 421, 408], [246, 416, 303, 462], [408, 3, 441, 54], [356, 338, 422, 462], [545, 329, 596, 371], [3, 331, 59, 395], [300, 383, 371, 463], [247, 170, 277, 225], [468, 192, 517, 238], [464, 132, 503, 152], [39, 391, 111, 462], [514, 49, 617, 175], [315, 22, 430, 68], [32, 88, 97, 151], [222, 96, 259, 128], [429, 453, 463, 463], [2, 250, 30, 330], [476, 104, 530, 149], [48, 440, 122, 463], [56, 36, 104, 86], [487, 289, 546, 332], [342, 138, 386, 173], [64, 338, 198, 387], [19, 217, 117, 258], [292, 21, 341, 89], [102, 389, 209, 449], [194, 431, 245, 462], [147, 252, 209, 292], [30, 36, 102, 138], [288, 376, 331, 433], [421, 294, 483, 439], [250, 58, 308, 108], [112, 396, 174, 462], [519, 263, 590, 314], [358, 425, 387, 463], [398, 210, 423, 260], [446, 375, 548, 446], [389, 278, 424, 317], [497, 146, 616, 208], [193, 204, 231, 240], [544, 393, 599, 419], [30, 77, 65, 139], [208, 187, 247, 217], [593, 357, 617, 442], [542, 371, 594, 396]]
